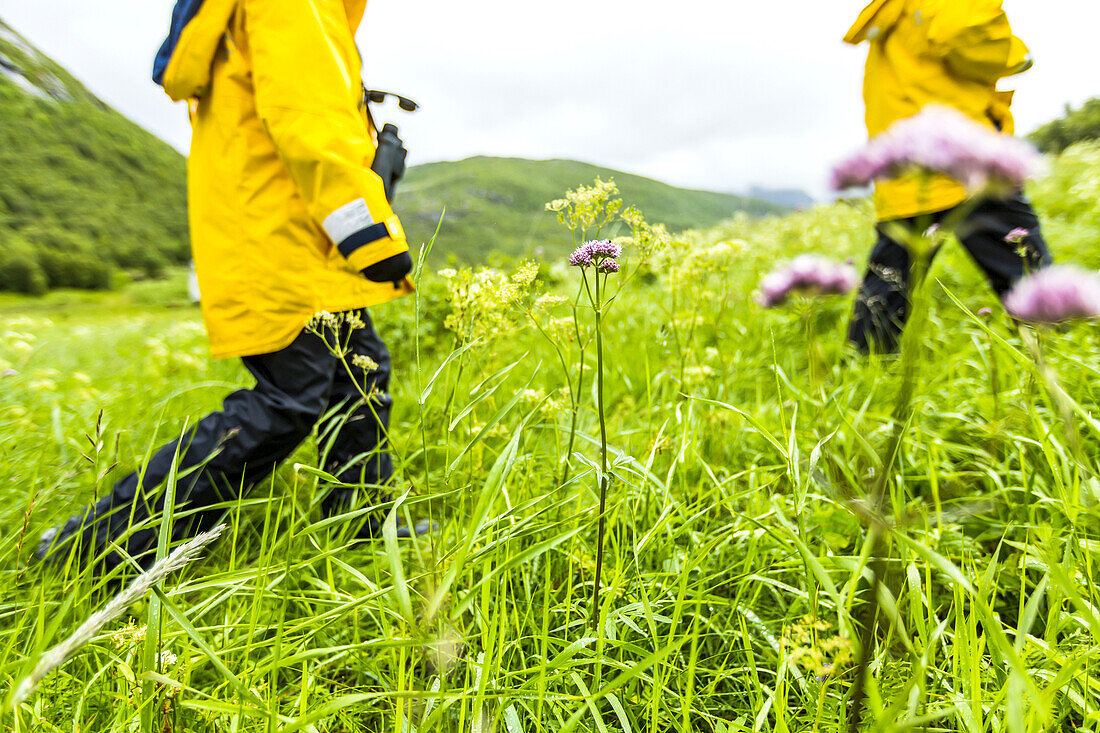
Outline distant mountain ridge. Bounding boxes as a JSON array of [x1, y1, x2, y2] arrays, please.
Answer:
[[397, 156, 788, 263], [746, 186, 815, 210]]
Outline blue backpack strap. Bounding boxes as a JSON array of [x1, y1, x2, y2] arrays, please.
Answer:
[[152, 0, 206, 86]]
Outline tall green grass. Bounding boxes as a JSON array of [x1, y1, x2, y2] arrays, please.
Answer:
[[1, 144, 1099, 732]]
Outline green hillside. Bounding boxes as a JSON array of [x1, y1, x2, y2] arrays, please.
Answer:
[[0, 17, 188, 294], [397, 156, 787, 263]]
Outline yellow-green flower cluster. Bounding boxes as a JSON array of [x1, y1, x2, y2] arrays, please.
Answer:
[[781, 615, 853, 678], [661, 233, 748, 287], [545, 178, 624, 236], [440, 262, 540, 343], [620, 206, 674, 262], [351, 353, 379, 372], [109, 621, 147, 650], [520, 387, 569, 417], [143, 321, 208, 375], [305, 310, 369, 361], [0, 316, 46, 370]]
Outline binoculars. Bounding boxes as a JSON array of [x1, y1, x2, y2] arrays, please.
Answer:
[[364, 88, 417, 203], [372, 123, 407, 203]]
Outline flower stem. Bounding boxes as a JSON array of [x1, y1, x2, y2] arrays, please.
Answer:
[[591, 269, 611, 693], [592, 271, 609, 624]]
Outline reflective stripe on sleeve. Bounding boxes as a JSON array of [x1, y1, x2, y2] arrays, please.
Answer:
[[322, 198, 375, 244]]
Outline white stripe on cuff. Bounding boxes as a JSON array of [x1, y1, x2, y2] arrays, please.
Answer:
[[322, 198, 375, 244]]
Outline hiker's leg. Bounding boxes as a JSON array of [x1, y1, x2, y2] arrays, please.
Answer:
[[956, 193, 1052, 296], [39, 328, 337, 570], [847, 225, 915, 354]]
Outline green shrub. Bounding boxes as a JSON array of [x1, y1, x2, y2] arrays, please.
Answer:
[[0, 232, 47, 295], [1029, 98, 1100, 154], [37, 248, 114, 290], [18, 224, 114, 290]]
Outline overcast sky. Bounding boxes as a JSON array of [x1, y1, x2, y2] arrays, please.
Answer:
[[0, 1, 1096, 199]]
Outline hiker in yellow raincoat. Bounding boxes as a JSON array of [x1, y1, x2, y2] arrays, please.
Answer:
[[844, 0, 1053, 352], [38, 0, 427, 569]]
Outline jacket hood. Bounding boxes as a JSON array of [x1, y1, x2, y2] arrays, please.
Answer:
[[152, 0, 237, 101], [844, 0, 906, 44]]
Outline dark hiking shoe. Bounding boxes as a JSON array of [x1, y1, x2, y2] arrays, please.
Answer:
[[35, 527, 60, 561]]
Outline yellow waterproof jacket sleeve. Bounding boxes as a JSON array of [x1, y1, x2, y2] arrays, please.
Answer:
[[242, 0, 408, 272], [925, 1, 1030, 85]]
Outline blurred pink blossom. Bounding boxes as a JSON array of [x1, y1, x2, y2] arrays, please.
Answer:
[[831, 106, 1044, 192], [1004, 265, 1100, 323], [757, 254, 859, 308], [1004, 228, 1030, 244]]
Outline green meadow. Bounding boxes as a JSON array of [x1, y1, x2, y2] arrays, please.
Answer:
[[2, 143, 1100, 732]]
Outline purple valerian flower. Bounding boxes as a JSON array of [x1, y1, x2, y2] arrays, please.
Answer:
[[587, 240, 622, 260], [756, 254, 859, 307], [977, 307, 993, 317], [1004, 265, 1100, 323], [831, 105, 1044, 192], [569, 239, 621, 272], [568, 247, 592, 267], [1005, 228, 1030, 244]]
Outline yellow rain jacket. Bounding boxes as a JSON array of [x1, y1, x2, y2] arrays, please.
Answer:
[[844, 0, 1032, 221], [155, 0, 413, 358]]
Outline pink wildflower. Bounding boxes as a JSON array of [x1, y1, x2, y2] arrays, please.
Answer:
[[1004, 265, 1100, 323], [831, 106, 1044, 192], [1005, 228, 1029, 244], [569, 239, 621, 273], [568, 247, 592, 267], [757, 254, 859, 308]]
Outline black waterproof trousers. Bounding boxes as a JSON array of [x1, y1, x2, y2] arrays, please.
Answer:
[[40, 309, 393, 570], [847, 194, 1053, 354]]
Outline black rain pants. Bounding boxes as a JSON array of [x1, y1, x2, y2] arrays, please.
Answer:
[[41, 309, 393, 571], [847, 194, 1052, 354]]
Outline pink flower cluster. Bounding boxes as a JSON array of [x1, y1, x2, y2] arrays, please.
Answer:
[[569, 239, 622, 272], [831, 106, 1044, 192], [756, 254, 859, 308], [1004, 265, 1100, 324]]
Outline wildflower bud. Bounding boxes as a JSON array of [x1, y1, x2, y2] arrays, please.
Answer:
[[831, 105, 1044, 192], [756, 255, 858, 307], [1004, 265, 1100, 324]]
